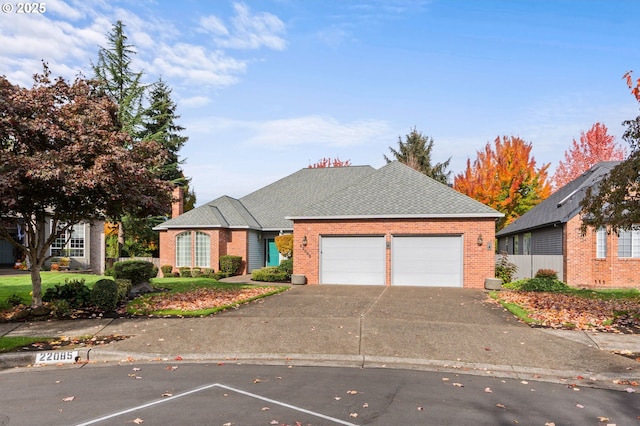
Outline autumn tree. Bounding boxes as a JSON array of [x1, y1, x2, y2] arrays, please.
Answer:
[[552, 122, 626, 189], [308, 157, 352, 168], [454, 136, 551, 230], [384, 127, 451, 184], [0, 68, 172, 308], [580, 72, 640, 233]]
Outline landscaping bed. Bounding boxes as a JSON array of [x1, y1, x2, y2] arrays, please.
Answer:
[[492, 290, 640, 334]]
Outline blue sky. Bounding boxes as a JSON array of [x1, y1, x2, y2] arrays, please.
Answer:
[[2, 0, 639, 204]]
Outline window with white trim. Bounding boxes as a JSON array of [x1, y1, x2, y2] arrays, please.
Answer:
[[195, 232, 210, 267], [596, 227, 607, 259], [50, 222, 85, 257], [523, 233, 531, 255], [176, 232, 192, 267], [618, 227, 640, 258]]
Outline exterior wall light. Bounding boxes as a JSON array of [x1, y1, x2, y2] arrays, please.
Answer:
[[302, 236, 308, 247], [477, 234, 483, 246]]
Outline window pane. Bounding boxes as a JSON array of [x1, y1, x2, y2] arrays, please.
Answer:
[[618, 230, 632, 258], [195, 232, 210, 268], [176, 232, 192, 267], [596, 227, 607, 259], [633, 229, 640, 258], [68, 224, 85, 257]]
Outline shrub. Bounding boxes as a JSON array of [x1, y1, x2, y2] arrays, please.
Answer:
[[535, 269, 558, 280], [49, 299, 72, 318], [113, 260, 158, 285], [219, 255, 242, 275], [212, 271, 231, 280], [115, 279, 132, 302], [160, 264, 173, 277], [192, 267, 202, 278], [251, 266, 289, 282], [202, 268, 214, 278], [90, 279, 119, 312], [7, 293, 24, 307], [278, 258, 293, 275], [505, 277, 570, 292], [42, 278, 91, 308], [495, 252, 518, 284], [179, 267, 192, 278]]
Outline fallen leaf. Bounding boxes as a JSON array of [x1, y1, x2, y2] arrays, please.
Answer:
[[261, 407, 270, 411], [132, 367, 141, 371], [520, 380, 528, 384], [162, 393, 172, 397], [347, 390, 358, 394], [253, 379, 262, 384], [453, 383, 464, 387], [496, 403, 506, 409], [62, 396, 75, 402], [174, 356, 183, 361], [597, 417, 609, 422], [334, 396, 341, 400], [625, 387, 636, 393], [484, 387, 493, 393], [132, 418, 144, 425], [270, 421, 278, 425], [417, 406, 424, 411], [349, 413, 358, 418], [576, 404, 584, 408]]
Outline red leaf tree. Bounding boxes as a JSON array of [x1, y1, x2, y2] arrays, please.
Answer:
[[552, 123, 626, 189], [0, 67, 173, 307], [454, 136, 551, 230], [308, 157, 352, 168]]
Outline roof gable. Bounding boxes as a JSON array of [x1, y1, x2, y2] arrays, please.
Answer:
[[496, 161, 621, 236], [287, 161, 503, 219]]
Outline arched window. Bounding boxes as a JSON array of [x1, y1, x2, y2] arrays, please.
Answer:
[[176, 232, 191, 267], [195, 232, 211, 267]]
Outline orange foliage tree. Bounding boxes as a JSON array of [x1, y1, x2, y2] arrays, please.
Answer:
[[552, 122, 626, 189], [454, 136, 552, 230], [624, 70, 640, 102], [308, 157, 352, 168]]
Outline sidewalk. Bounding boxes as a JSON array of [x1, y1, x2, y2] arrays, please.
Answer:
[[1, 285, 638, 391]]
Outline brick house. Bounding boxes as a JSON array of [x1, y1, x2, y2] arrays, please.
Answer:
[[496, 161, 639, 288], [155, 161, 503, 287]]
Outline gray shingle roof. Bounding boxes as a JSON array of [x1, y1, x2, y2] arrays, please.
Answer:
[[286, 161, 503, 219], [155, 161, 502, 231], [496, 161, 621, 237]]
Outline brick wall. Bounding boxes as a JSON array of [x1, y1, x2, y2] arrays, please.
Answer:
[[564, 215, 640, 288], [158, 228, 250, 275], [292, 217, 496, 288]]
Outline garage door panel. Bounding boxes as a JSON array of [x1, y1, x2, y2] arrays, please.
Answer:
[[321, 237, 385, 285], [392, 236, 462, 287]]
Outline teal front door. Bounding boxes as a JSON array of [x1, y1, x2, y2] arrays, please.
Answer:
[[267, 239, 280, 266]]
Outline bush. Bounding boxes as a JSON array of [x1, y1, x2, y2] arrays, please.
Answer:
[[278, 258, 293, 275], [212, 271, 232, 280], [49, 299, 72, 318], [495, 253, 518, 284], [113, 260, 158, 285], [115, 279, 132, 302], [7, 293, 24, 307], [42, 279, 91, 308], [192, 267, 202, 278], [535, 269, 558, 280], [505, 277, 570, 292], [179, 267, 192, 278], [202, 268, 214, 278], [219, 255, 242, 275], [160, 264, 173, 277], [90, 279, 119, 312], [251, 266, 289, 282]]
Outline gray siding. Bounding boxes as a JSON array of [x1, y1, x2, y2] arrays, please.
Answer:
[[247, 231, 263, 272], [531, 226, 563, 255]]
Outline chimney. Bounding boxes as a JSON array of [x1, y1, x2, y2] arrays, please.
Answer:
[[172, 186, 184, 218]]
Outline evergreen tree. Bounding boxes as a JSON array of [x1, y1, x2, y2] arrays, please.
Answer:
[[384, 127, 452, 184], [92, 20, 145, 138]]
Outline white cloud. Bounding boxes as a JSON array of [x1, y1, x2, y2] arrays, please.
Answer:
[[201, 2, 287, 50], [180, 96, 212, 109]]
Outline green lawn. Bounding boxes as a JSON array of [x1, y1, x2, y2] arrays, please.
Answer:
[[0, 272, 104, 309], [0, 336, 53, 353]]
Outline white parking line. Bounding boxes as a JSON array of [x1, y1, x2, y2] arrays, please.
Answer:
[[75, 382, 359, 426]]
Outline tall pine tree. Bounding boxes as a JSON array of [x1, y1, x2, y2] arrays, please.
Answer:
[[384, 127, 451, 184]]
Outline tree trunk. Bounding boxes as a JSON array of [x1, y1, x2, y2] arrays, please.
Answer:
[[30, 264, 43, 308]]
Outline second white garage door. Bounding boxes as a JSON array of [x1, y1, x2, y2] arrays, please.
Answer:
[[320, 236, 386, 285], [392, 236, 463, 286]]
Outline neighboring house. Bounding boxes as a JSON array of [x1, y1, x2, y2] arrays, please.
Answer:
[[0, 217, 105, 273], [496, 161, 639, 288], [156, 161, 503, 288]]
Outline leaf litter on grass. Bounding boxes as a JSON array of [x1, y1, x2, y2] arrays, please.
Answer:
[[494, 291, 640, 333]]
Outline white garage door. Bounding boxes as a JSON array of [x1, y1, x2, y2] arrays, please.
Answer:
[[320, 236, 386, 285], [392, 236, 463, 287]]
